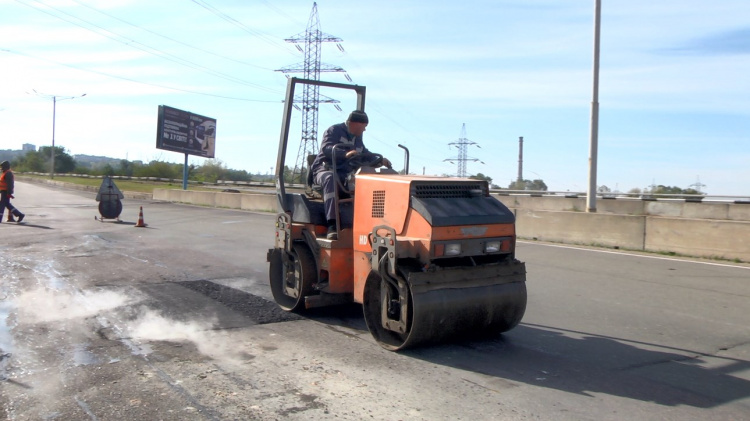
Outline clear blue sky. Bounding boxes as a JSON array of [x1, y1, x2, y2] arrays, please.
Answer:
[[1, 0, 748, 195]]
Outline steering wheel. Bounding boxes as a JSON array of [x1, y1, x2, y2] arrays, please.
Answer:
[[345, 152, 383, 172]]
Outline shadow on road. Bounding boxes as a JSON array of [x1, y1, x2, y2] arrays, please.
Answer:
[[405, 323, 750, 409], [2, 223, 52, 230], [1, 377, 34, 390], [179, 280, 750, 409]]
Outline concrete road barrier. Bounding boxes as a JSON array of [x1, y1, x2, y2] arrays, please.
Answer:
[[153, 188, 277, 213], [497, 196, 750, 262], [515, 209, 646, 250], [131, 188, 750, 263], [646, 217, 750, 261], [23, 177, 748, 261], [150, 188, 750, 262]]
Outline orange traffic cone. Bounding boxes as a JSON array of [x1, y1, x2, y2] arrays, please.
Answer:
[[134, 206, 147, 227]]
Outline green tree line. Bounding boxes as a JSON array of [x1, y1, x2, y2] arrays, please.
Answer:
[[11, 146, 261, 183], [10, 147, 703, 195]]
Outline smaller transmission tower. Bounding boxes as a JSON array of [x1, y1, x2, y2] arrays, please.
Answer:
[[689, 176, 706, 193], [444, 123, 483, 177]]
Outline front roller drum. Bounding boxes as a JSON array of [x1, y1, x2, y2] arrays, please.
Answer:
[[363, 261, 527, 351]]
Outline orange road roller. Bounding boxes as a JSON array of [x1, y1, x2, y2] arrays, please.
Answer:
[[268, 78, 527, 350]]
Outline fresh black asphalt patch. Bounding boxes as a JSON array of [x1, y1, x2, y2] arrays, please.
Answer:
[[177, 280, 303, 324]]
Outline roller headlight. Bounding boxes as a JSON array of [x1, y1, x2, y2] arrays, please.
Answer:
[[485, 240, 502, 253], [445, 243, 462, 256]]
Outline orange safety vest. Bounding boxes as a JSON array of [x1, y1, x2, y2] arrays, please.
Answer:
[[0, 170, 9, 191]]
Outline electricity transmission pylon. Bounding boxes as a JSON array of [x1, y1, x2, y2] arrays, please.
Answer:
[[444, 123, 483, 177], [689, 176, 706, 193], [276, 2, 347, 183]]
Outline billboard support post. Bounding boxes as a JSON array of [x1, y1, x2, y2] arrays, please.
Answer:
[[183, 153, 189, 190], [156, 105, 217, 191]]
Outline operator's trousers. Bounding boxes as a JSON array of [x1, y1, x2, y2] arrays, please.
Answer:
[[0, 191, 22, 222], [314, 170, 345, 223]]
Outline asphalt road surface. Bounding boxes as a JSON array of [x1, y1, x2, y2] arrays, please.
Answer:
[[1, 181, 749, 420]]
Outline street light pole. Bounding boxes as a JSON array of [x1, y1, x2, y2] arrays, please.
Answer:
[[587, 0, 602, 213], [31, 91, 86, 179], [51, 96, 57, 179]]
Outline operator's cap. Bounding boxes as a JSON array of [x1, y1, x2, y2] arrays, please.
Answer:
[[0, 161, 9, 170], [347, 110, 368, 124]]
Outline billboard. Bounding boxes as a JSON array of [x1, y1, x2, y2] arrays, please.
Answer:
[[156, 105, 216, 158]]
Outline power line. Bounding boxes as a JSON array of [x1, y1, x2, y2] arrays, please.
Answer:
[[1, 48, 280, 102], [14, 0, 280, 94], [259, 0, 306, 27], [189, 0, 296, 55], [308, 20, 433, 153], [70, 0, 275, 70]]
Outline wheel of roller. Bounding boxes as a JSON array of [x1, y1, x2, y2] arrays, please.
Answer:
[[362, 270, 415, 351], [363, 262, 528, 351], [269, 243, 316, 312]]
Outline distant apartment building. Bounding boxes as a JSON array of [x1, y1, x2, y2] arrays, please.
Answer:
[[22, 143, 36, 152]]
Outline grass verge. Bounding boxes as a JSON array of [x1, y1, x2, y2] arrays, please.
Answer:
[[20, 174, 215, 194]]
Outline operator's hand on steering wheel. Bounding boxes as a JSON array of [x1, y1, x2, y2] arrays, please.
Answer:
[[345, 150, 359, 158], [381, 157, 392, 169]]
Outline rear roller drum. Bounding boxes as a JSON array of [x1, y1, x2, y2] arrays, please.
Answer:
[[269, 244, 316, 311]]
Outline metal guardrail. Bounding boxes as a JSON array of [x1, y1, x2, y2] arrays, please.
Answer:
[[490, 189, 750, 204], [21, 172, 750, 204]]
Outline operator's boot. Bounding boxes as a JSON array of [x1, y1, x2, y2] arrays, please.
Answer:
[[12, 210, 24, 223], [326, 225, 338, 240], [6, 215, 15, 222], [326, 221, 338, 240]]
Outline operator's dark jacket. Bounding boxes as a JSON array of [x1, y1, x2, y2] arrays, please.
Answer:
[[311, 122, 370, 177]]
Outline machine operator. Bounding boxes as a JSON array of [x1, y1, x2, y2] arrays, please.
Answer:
[[311, 110, 391, 240]]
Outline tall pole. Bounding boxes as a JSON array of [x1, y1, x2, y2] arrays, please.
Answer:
[[517, 136, 524, 184], [587, 0, 602, 212], [183, 153, 189, 190], [51, 97, 57, 179], [31, 91, 86, 178]]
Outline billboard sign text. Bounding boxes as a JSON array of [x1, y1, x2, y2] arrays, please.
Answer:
[[156, 105, 216, 158]]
